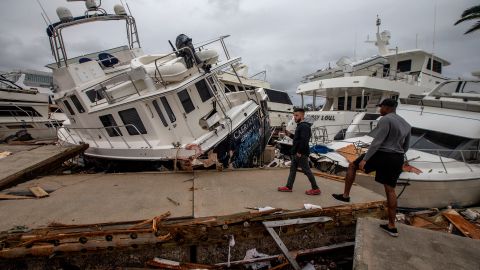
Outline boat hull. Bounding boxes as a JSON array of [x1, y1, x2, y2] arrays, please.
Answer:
[[355, 174, 480, 209]]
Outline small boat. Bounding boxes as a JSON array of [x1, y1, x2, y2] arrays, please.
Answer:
[[0, 70, 65, 142], [312, 80, 480, 209]]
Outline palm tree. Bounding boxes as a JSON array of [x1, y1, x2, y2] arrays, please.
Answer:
[[454, 4, 480, 34]]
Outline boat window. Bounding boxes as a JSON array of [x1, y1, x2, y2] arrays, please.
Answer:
[[432, 81, 461, 96], [426, 58, 442, 74], [265, 89, 293, 105], [460, 81, 480, 94], [99, 114, 122, 137], [396, 60, 412, 73], [118, 108, 147, 135], [224, 83, 236, 93], [160, 97, 176, 123], [355, 96, 369, 109], [195, 80, 213, 102], [337, 96, 352, 110], [6, 124, 34, 129], [70, 95, 85, 113], [63, 100, 75, 115], [85, 89, 105, 103], [45, 122, 61, 128], [383, 64, 390, 77], [0, 106, 42, 117], [177, 89, 195, 114], [361, 113, 380, 120], [410, 127, 480, 162], [152, 100, 168, 127]]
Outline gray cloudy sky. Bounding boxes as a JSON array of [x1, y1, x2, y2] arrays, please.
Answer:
[[1, 0, 478, 104]]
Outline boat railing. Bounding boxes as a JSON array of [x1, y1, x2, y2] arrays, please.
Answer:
[[153, 35, 231, 86], [91, 71, 143, 105], [0, 108, 41, 122], [311, 122, 377, 144], [59, 124, 152, 149], [410, 149, 480, 173]]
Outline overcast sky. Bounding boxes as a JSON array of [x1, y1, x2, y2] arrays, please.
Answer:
[[1, 0, 478, 104]]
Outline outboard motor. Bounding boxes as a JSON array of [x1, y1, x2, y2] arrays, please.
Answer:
[[175, 34, 202, 69]]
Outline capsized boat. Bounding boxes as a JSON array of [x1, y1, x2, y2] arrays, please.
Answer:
[[48, 2, 270, 169]]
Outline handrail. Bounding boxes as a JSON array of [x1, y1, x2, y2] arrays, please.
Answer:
[[60, 124, 152, 149]]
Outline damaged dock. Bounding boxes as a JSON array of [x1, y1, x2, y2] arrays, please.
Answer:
[[0, 168, 386, 268]]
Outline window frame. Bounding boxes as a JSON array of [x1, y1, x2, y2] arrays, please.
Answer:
[[118, 108, 147, 135], [70, 95, 86, 113], [177, 89, 195, 114]]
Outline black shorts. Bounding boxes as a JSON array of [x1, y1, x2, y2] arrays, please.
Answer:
[[354, 151, 404, 188]]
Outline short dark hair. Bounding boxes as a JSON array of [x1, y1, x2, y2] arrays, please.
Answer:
[[376, 98, 398, 108], [293, 108, 305, 113]]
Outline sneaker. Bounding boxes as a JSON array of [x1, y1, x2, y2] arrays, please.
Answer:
[[379, 224, 399, 237], [278, 186, 292, 192], [332, 193, 350, 202], [305, 189, 321, 195]]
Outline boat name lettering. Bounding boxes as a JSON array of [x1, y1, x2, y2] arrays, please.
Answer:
[[311, 115, 335, 121]]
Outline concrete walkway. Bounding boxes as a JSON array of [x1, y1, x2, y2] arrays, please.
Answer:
[[354, 217, 480, 270], [0, 168, 385, 231]]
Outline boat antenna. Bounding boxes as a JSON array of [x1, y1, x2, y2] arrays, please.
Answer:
[[430, 0, 437, 71], [125, 0, 134, 16], [36, 0, 53, 25], [40, 12, 50, 27], [168, 40, 179, 57]]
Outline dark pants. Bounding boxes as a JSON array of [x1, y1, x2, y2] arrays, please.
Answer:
[[286, 155, 319, 189]]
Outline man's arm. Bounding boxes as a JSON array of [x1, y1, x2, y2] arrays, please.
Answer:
[[363, 118, 390, 161], [402, 130, 411, 153]]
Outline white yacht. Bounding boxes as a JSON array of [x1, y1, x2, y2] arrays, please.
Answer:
[[0, 70, 64, 141], [316, 80, 480, 209], [289, 16, 450, 142], [218, 63, 293, 128], [49, 2, 270, 168]]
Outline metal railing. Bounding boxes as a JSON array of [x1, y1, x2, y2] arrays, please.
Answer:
[[153, 35, 231, 87], [310, 122, 377, 144], [408, 149, 480, 173], [59, 124, 152, 149]]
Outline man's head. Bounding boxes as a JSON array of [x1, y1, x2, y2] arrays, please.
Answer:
[[376, 98, 398, 116], [293, 108, 305, 123]]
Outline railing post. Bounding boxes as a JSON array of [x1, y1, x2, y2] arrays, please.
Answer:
[[437, 150, 448, 173]]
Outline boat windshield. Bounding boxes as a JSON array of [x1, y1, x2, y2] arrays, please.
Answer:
[[410, 127, 480, 163], [430, 81, 480, 97]]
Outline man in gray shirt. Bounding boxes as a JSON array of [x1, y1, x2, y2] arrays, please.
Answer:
[[332, 98, 411, 237]]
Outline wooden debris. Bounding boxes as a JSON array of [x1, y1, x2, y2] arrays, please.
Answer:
[[0, 193, 34, 200], [146, 258, 219, 269], [129, 211, 171, 230], [337, 144, 362, 163], [29, 186, 49, 198], [268, 262, 289, 270], [442, 209, 480, 239]]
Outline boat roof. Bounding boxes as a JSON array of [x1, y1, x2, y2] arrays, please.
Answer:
[[383, 49, 451, 66]]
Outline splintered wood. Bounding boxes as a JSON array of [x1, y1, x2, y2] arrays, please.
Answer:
[[442, 209, 480, 239]]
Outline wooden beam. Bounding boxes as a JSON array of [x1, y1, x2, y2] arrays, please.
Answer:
[[0, 193, 34, 200]]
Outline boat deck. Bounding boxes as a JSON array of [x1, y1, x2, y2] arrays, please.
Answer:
[[0, 168, 385, 231]]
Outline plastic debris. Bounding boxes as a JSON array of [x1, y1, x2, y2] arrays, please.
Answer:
[[243, 248, 271, 270], [304, 203, 322, 210]]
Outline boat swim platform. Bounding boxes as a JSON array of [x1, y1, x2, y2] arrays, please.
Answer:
[[0, 168, 385, 231], [0, 143, 88, 190], [354, 217, 480, 270], [0, 168, 386, 265]]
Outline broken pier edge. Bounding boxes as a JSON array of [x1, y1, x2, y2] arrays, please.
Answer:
[[0, 200, 385, 267]]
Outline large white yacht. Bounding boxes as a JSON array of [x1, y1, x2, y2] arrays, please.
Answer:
[[49, 1, 270, 169], [218, 63, 293, 128], [0, 70, 64, 141], [316, 80, 480, 208], [290, 16, 450, 142]]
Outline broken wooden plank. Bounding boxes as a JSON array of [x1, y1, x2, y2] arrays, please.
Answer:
[[29, 186, 49, 198], [167, 197, 180, 206], [442, 209, 480, 239], [0, 144, 89, 190], [0, 193, 34, 200]]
